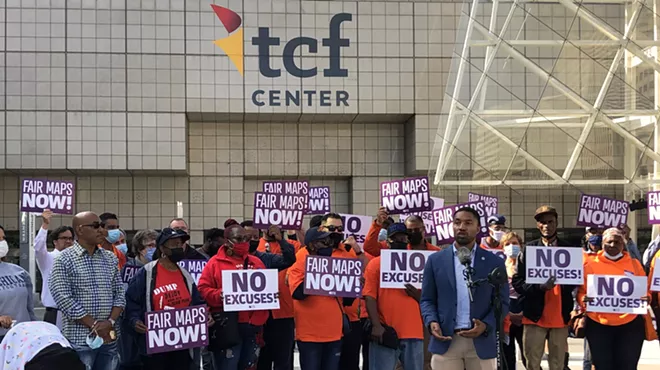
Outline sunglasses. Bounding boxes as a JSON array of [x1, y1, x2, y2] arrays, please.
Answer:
[[325, 225, 344, 233], [81, 222, 106, 229]]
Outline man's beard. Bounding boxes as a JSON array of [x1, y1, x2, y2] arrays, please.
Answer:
[[455, 234, 474, 246]]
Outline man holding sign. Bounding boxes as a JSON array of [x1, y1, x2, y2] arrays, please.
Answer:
[[124, 228, 211, 369], [512, 206, 576, 370], [576, 228, 650, 370], [287, 228, 356, 370]]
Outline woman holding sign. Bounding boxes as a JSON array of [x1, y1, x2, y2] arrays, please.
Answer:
[[576, 228, 649, 370], [198, 225, 269, 370], [125, 228, 209, 370]]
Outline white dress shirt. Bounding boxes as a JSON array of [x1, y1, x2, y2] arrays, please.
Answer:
[[33, 228, 62, 328], [453, 244, 476, 330]]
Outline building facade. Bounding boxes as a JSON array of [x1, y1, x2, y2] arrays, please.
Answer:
[[0, 0, 653, 248]]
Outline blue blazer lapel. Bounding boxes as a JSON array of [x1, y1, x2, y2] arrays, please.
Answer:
[[443, 248, 456, 293], [473, 247, 487, 280]]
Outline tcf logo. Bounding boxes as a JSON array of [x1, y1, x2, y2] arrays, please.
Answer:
[[212, 5, 352, 107]]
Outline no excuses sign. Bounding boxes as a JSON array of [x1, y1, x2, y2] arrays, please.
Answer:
[[525, 246, 583, 285], [145, 305, 208, 354], [586, 275, 648, 314], [399, 197, 445, 236], [304, 255, 363, 298], [21, 179, 75, 215], [380, 177, 432, 215], [577, 194, 628, 228], [339, 214, 373, 246], [222, 269, 279, 312], [380, 250, 437, 289]]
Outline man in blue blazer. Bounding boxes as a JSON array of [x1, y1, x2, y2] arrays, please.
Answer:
[[421, 207, 509, 370]]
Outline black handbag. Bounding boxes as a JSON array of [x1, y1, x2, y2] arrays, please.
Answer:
[[336, 298, 351, 336]]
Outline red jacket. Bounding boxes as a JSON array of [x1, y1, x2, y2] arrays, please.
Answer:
[[198, 247, 269, 326]]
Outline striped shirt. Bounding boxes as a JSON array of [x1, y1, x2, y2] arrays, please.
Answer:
[[49, 242, 125, 346]]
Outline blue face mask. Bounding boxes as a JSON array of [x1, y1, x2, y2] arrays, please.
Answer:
[[106, 229, 121, 244], [86, 331, 104, 349], [146, 247, 156, 261], [378, 229, 388, 242], [116, 243, 128, 255]]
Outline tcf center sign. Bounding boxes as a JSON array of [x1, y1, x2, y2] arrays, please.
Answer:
[[211, 5, 353, 108]]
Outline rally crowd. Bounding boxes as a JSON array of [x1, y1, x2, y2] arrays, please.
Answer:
[[0, 204, 658, 370]]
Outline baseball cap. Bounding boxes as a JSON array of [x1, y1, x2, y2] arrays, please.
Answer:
[[534, 205, 558, 221], [387, 223, 408, 238], [588, 234, 602, 247], [304, 227, 339, 246], [488, 214, 506, 226], [157, 227, 190, 247]]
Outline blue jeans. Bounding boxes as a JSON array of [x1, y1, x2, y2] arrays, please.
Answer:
[[369, 339, 423, 370], [297, 340, 341, 370], [72, 341, 119, 370], [213, 329, 259, 370], [583, 339, 592, 370]]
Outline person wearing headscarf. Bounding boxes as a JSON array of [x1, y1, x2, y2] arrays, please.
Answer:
[[0, 321, 85, 370], [125, 228, 210, 370], [576, 228, 648, 370]]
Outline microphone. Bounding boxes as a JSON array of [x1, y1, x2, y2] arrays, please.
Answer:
[[487, 266, 508, 286], [457, 247, 475, 302]]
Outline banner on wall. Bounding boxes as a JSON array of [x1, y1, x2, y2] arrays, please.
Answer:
[[20, 179, 75, 215], [380, 177, 432, 215], [577, 194, 628, 229]]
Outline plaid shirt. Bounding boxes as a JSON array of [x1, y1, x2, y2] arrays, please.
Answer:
[[49, 242, 125, 346]]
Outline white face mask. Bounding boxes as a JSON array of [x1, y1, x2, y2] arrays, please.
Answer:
[[0, 240, 8, 258], [603, 250, 623, 260], [490, 229, 505, 242]]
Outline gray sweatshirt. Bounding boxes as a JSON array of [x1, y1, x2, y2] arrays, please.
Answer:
[[0, 262, 37, 336]]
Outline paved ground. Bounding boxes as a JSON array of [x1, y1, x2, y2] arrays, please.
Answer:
[[36, 308, 659, 369]]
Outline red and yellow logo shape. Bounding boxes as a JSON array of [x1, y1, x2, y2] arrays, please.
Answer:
[[211, 5, 244, 76]]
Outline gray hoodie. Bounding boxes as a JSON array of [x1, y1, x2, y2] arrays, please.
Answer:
[[0, 262, 37, 336]]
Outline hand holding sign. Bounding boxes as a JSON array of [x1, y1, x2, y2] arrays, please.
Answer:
[[376, 207, 389, 226], [404, 283, 421, 302], [541, 276, 557, 291], [41, 209, 53, 226]]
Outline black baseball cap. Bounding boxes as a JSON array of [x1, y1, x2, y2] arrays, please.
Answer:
[[157, 227, 190, 247]]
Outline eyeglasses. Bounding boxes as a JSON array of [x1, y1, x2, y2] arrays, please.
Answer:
[[105, 225, 120, 230], [229, 236, 251, 244], [325, 225, 344, 233], [57, 237, 74, 242], [81, 222, 106, 229], [143, 241, 156, 248]]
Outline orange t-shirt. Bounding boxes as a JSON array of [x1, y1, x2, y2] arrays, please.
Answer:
[[109, 245, 126, 271], [649, 250, 660, 305], [287, 247, 353, 343], [362, 256, 424, 340], [522, 285, 565, 328], [257, 239, 301, 320], [578, 251, 648, 326], [152, 264, 192, 310]]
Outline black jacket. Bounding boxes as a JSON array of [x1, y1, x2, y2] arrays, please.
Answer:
[[512, 237, 577, 325]]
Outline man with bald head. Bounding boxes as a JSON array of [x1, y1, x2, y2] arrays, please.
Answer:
[[49, 211, 125, 370]]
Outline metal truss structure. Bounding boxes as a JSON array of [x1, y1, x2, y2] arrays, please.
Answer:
[[431, 0, 660, 191]]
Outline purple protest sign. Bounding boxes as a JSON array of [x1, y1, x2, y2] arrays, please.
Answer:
[[20, 178, 75, 215], [304, 255, 363, 298], [177, 260, 207, 285], [648, 191, 660, 224], [145, 305, 209, 355], [307, 186, 331, 214], [380, 176, 432, 215], [122, 266, 140, 284], [263, 180, 309, 199], [400, 197, 444, 236], [253, 192, 306, 230], [432, 201, 487, 245], [577, 194, 629, 228], [467, 193, 498, 219]]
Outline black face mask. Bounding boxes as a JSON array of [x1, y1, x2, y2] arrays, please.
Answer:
[[249, 240, 259, 253], [317, 247, 333, 257], [389, 241, 408, 250], [288, 234, 297, 241], [166, 247, 185, 263], [409, 231, 424, 245]]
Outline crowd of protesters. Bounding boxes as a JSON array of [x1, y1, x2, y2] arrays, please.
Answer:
[[0, 203, 658, 370]]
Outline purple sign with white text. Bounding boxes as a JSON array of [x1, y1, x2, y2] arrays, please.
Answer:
[[399, 197, 445, 236], [467, 193, 498, 220], [122, 266, 140, 284], [432, 201, 487, 245], [177, 260, 207, 285], [303, 255, 363, 298], [145, 305, 208, 355], [577, 194, 628, 228], [20, 178, 75, 215], [253, 192, 305, 230], [380, 177, 432, 215], [307, 186, 331, 214], [648, 191, 660, 225]]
